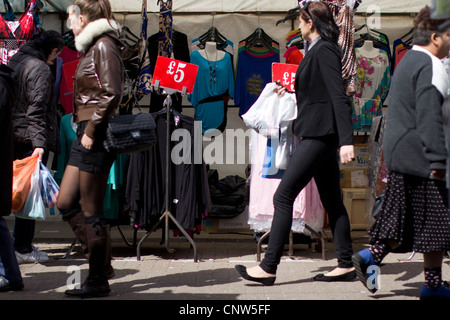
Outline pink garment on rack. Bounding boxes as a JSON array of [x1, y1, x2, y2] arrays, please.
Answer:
[[248, 130, 325, 234], [59, 46, 82, 114], [284, 46, 304, 65]]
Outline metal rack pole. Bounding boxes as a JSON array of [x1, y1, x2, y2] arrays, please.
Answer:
[[256, 224, 326, 262], [136, 91, 197, 262]]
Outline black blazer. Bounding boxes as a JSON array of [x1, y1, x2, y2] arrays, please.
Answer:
[[293, 38, 353, 147]]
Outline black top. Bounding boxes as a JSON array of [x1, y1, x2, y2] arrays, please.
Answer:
[[293, 38, 353, 147]]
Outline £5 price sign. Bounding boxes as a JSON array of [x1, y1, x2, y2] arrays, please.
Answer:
[[272, 63, 299, 92], [152, 56, 198, 94]]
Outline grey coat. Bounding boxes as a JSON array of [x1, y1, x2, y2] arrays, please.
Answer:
[[383, 46, 447, 178]]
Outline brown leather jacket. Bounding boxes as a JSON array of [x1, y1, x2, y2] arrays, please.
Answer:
[[73, 19, 125, 139]]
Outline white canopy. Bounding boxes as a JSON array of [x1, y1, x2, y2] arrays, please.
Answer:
[[4, 0, 431, 14]]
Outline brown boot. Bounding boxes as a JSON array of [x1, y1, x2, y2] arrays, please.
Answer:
[[66, 211, 89, 259], [103, 224, 115, 279], [65, 218, 111, 298]]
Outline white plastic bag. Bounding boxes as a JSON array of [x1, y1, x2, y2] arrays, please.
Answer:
[[13, 160, 45, 220], [242, 82, 297, 171], [242, 82, 297, 136]]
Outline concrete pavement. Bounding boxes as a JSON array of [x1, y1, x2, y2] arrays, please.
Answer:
[[1, 214, 449, 303]]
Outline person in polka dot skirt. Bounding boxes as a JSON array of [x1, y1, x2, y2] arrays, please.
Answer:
[[352, 6, 450, 300]]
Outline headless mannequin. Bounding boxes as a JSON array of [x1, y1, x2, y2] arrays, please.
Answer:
[[199, 41, 225, 61], [357, 40, 379, 58]]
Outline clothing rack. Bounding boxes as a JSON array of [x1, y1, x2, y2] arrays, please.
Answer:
[[60, 225, 138, 260], [136, 89, 198, 262]]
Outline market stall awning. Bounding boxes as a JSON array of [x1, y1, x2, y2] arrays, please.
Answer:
[[3, 0, 431, 14]]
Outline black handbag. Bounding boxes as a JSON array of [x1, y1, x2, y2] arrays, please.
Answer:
[[103, 57, 157, 154], [103, 112, 157, 154]]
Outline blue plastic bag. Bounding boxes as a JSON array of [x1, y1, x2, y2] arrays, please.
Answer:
[[39, 162, 59, 208]]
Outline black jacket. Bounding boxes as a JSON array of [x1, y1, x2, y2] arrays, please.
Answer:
[[293, 39, 353, 147], [0, 64, 17, 216], [8, 42, 59, 153]]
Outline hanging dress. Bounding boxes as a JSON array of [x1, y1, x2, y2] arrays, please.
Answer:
[[351, 47, 391, 131], [0, 0, 39, 64], [188, 50, 235, 133]]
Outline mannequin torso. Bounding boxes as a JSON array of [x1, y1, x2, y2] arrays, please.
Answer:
[[199, 41, 225, 61], [357, 40, 379, 58]]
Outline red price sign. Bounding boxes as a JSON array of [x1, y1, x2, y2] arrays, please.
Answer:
[[152, 56, 198, 94], [272, 63, 298, 92]]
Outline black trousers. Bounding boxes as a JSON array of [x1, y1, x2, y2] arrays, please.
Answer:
[[260, 136, 354, 274]]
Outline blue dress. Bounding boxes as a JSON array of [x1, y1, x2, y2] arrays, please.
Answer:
[[235, 50, 280, 117], [188, 50, 235, 133]]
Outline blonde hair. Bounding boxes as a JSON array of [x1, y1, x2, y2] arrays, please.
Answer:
[[71, 0, 116, 23]]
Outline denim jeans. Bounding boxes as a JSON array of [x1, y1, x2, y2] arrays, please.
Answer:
[[0, 217, 23, 284]]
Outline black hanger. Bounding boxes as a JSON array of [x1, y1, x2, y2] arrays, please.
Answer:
[[244, 28, 276, 51], [198, 27, 228, 47], [355, 25, 388, 46], [120, 33, 139, 45], [403, 35, 413, 47], [355, 23, 368, 33], [122, 26, 140, 41], [400, 28, 414, 40], [276, 5, 300, 26]]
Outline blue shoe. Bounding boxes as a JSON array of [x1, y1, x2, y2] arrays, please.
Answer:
[[352, 249, 379, 293], [420, 283, 450, 300]]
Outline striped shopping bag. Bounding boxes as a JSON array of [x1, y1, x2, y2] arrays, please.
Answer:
[[39, 162, 59, 208]]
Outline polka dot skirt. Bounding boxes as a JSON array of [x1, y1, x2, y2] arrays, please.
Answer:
[[369, 171, 450, 253]]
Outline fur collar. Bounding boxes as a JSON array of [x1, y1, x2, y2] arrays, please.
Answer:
[[75, 18, 121, 52]]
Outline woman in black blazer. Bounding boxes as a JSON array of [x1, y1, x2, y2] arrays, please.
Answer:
[[236, 1, 356, 285]]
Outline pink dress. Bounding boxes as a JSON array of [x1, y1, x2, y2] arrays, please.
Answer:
[[248, 130, 325, 234]]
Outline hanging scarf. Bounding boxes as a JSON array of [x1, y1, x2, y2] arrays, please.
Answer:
[[157, 0, 173, 58], [135, 0, 152, 95]]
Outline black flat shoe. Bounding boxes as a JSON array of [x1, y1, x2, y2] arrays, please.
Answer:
[[313, 270, 356, 282], [235, 265, 276, 286]]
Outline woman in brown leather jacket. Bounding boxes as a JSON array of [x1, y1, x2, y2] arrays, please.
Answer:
[[57, 0, 124, 298]]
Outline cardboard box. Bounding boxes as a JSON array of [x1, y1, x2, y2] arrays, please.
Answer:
[[338, 144, 370, 170], [340, 169, 369, 188], [203, 210, 250, 233], [342, 188, 370, 230]]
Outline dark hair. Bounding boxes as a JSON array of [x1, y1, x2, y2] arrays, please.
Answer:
[[300, 1, 339, 43], [413, 5, 448, 45], [71, 0, 116, 23], [32, 30, 65, 57]]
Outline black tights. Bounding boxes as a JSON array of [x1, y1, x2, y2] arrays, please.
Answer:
[[57, 165, 109, 219], [259, 136, 354, 274]]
